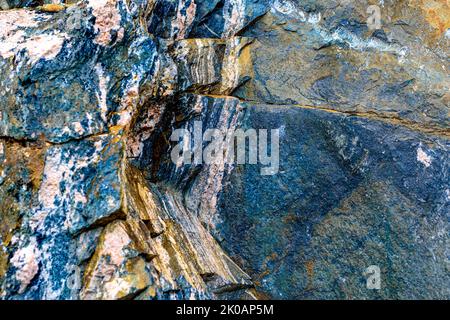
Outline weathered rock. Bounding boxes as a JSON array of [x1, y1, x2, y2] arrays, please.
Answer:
[[235, 0, 449, 131], [171, 37, 253, 94], [147, 0, 270, 39], [1, 0, 449, 300], [212, 103, 449, 299], [123, 165, 253, 299], [0, 139, 45, 283], [143, 96, 448, 299], [138, 0, 449, 300], [80, 220, 152, 300], [0, 2, 158, 143]]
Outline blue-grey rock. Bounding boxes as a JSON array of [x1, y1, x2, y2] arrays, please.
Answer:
[[0, 3, 158, 143], [1, 0, 449, 301]]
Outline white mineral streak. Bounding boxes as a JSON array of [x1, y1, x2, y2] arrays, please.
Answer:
[[193, 39, 217, 85], [272, 0, 448, 96], [95, 63, 110, 122], [154, 193, 219, 286], [176, 39, 219, 86], [0, 10, 66, 64], [175, 38, 248, 93], [198, 98, 241, 233], [88, 0, 123, 46], [38, 150, 70, 210], [417, 146, 432, 168], [81, 221, 134, 299], [325, 28, 408, 59], [39, 241, 63, 299], [223, 0, 245, 38], [10, 238, 40, 294], [173, 42, 189, 77], [102, 278, 131, 299], [156, 52, 178, 97], [220, 38, 246, 94], [193, 94, 204, 113], [173, 0, 197, 40], [272, 0, 295, 15]]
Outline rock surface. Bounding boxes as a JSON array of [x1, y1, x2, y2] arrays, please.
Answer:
[[0, 0, 449, 299]]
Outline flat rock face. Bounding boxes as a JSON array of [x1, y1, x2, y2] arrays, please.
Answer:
[[0, 0, 449, 300], [216, 104, 449, 299]]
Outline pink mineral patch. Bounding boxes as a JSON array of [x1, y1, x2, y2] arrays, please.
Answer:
[[10, 240, 40, 294], [0, 10, 66, 64], [88, 0, 123, 47]]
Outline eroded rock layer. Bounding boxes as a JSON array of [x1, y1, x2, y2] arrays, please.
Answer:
[[0, 0, 449, 299]]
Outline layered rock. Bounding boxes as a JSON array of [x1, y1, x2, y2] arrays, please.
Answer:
[[0, 0, 449, 300], [0, 0, 255, 300]]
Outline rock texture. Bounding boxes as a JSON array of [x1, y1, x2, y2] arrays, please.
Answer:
[[0, 0, 449, 300]]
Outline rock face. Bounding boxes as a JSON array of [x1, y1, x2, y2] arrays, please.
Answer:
[[0, 0, 448, 300]]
